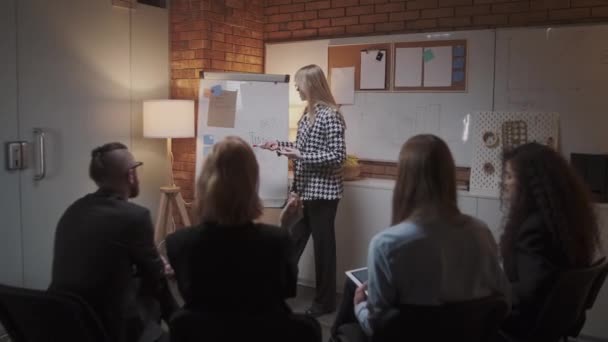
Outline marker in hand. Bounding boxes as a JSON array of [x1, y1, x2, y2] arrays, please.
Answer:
[[252, 144, 282, 156]]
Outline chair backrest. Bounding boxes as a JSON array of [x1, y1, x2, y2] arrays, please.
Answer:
[[0, 284, 109, 342], [169, 309, 320, 342], [527, 258, 608, 342], [371, 294, 509, 342]]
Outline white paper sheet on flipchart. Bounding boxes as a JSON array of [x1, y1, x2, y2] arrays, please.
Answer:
[[330, 67, 355, 104], [423, 46, 453, 87], [360, 50, 386, 90], [395, 47, 423, 87]]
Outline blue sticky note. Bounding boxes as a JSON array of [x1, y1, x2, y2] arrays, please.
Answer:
[[203, 146, 213, 156], [453, 57, 465, 69], [453, 70, 465, 83], [454, 45, 465, 57], [423, 48, 435, 63], [203, 134, 215, 145], [211, 84, 223, 96]]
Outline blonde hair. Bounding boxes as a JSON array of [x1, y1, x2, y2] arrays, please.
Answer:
[[392, 134, 459, 225], [195, 136, 262, 225], [294, 64, 345, 126]]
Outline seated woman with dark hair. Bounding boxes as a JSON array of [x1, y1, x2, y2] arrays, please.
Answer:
[[499, 143, 601, 338], [331, 134, 510, 341], [165, 136, 320, 342]]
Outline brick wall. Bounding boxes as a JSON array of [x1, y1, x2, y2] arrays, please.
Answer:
[[170, 0, 265, 201], [264, 0, 608, 41]]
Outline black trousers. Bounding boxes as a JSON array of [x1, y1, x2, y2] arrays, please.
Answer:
[[290, 199, 339, 311]]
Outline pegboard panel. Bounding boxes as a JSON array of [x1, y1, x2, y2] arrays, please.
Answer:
[[470, 112, 559, 197]]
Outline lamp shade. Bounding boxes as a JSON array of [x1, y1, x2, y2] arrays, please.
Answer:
[[143, 100, 195, 138]]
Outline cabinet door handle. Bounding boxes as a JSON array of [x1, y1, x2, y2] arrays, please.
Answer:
[[33, 128, 46, 181]]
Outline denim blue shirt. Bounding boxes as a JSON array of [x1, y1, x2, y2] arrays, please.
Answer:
[[355, 215, 510, 335]]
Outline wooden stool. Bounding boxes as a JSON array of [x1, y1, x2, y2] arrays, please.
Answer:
[[154, 185, 191, 244]]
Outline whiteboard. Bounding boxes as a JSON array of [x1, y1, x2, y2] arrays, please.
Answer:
[[494, 25, 608, 159], [195, 72, 289, 207], [266, 30, 495, 166]]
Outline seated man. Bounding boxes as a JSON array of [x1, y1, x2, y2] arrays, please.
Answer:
[[49, 142, 177, 342]]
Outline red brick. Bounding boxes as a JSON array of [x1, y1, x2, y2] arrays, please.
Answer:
[[346, 23, 375, 34], [243, 20, 264, 31], [549, 7, 591, 19], [173, 21, 210, 32], [232, 27, 253, 37], [171, 50, 196, 60], [473, 14, 508, 25], [292, 28, 319, 38], [172, 69, 198, 79], [572, 0, 608, 7], [199, 0, 211, 10], [455, 4, 490, 15], [319, 7, 346, 18], [172, 41, 189, 51], [332, 16, 360, 25], [360, 13, 389, 23], [407, 0, 438, 10], [226, 0, 244, 9], [235, 45, 264, 57], [211, 32, 225, 42], [592, 6, 608, 16], [293, 11, 318, 20], [390, 10, 420, 20], [492, 1, 530, 13], [265, 5, 280, 15], [211, 40, 233, 51], [194, 49, 225, 60], [251, 30, 264, 39], [179, 30, 207, 41], [267, 0, 292, 5], [406, 18, 438, 28], [332, 0, 359, 7], [375, 3, 406, 12], [346, 5, 374, 15], [211, 22, 233, 34], [530, 0, 570, 9], [306, 18, 331, 28], [438, 16, 472, 26], [421, 7, 454, 18], [265, 23, 280, 32], [305, 1, 331, 10], [210, 1, 227, 14], [204, 11, 225, 23], [279, 21, 305, 30], [375, 21, 405, 31], [188, 39, 211, 49], [319, 26, 347, 36], [508, 10, 548, 24], [267, 13, 292, 23], [438, 0, 472, 6], [360, 0, 388, 3], [280, 3, 306, 13], [266, 31, 293, 40], [226, 53, 263, 64]]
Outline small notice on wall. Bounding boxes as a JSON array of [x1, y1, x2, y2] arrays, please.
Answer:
[[207, 89, 237, 128], [360, 50, 387, 90], [423, 46, 453, 87], [330, 67, 355, 104], [395, 47, 423, 87]]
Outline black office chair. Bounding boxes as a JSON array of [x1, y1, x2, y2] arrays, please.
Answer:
[[0, 284, 109, 342], [371, 294, 509, 342], [503, 257, 608, 342], [169, 308, 321, 342]]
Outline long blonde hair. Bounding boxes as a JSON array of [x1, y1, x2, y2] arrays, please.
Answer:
[[294, 64, 345, 126], [195, 136, 263, 225], [392, 134, 459, 225]]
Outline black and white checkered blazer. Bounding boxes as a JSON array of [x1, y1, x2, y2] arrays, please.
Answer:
[[278, 103, 346, 201]]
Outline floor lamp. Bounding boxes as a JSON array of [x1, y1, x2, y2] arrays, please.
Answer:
[[143, 99, 195, 244]]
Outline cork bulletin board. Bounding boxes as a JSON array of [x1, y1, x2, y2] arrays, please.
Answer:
[[328, 43, 392, 91], [393, 40, 467, 91]]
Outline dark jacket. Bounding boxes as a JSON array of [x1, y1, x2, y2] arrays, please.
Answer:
[[49, 189, 177, 342], [166, 222, 297, 315], [501, 213, 569, 337]]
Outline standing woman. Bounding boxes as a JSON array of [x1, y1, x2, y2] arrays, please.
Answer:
[[261, 64, 347, 316]]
